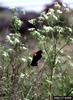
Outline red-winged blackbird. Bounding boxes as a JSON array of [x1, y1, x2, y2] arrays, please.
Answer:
[[31, 50, 43, 66]]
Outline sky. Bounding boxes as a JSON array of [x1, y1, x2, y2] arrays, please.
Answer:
[[0, 0, 73, 12]]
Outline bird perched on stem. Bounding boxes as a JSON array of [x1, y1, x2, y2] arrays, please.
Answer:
[[31, 50, 43, 66]]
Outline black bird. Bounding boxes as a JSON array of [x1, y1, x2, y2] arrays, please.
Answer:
[[31, 50, 43, 66]]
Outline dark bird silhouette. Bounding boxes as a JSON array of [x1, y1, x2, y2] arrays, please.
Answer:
[[31, 50, 43, 66]]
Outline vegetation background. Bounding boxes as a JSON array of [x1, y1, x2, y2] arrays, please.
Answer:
[[0, 1, 73, 100]]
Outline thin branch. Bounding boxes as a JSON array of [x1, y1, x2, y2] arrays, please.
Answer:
[[25, 86, 33, 99], [56, 42, 68, 55]]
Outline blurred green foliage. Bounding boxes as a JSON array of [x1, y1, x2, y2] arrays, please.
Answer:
[[0, 2, 73, 100]]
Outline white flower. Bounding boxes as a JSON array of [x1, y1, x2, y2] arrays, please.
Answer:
[[47, 12, 52, 15], [67, 55, 71, 59], [3, 52, 9, 57], [41, 12, 48, 19], [43, 25, 53, 32], [6, 35, 11, 41], [49, 8, 54, 13], [28, 57, 32, 61], [28, 19, 35, 24], [60, 50, 64, 53], [34, 31, 40, 36], [6, 34, 14, 44], [21, 58, 27, 62], [14, 38, 20, 43], [65, 8, 70, 12], [68, 28, 72, 32], [9, 33, 13, 36], [17, 20, 22, 26], [57, 10, 62, 14], [71, 91, 73, 94], [54, 2, 61, 9], [53, 15, 58, 20], [22, 47, 27, 50], [20, 73, 25, 78], [70, 38, 73, 43], [28, 28, 35, 31]]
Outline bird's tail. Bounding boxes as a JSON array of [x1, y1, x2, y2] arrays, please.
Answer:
[[31, 61, 37, 66]]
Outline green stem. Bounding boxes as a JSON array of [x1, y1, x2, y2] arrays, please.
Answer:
[[49, 67, 53, 100], [25, 86, 33, 99]]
